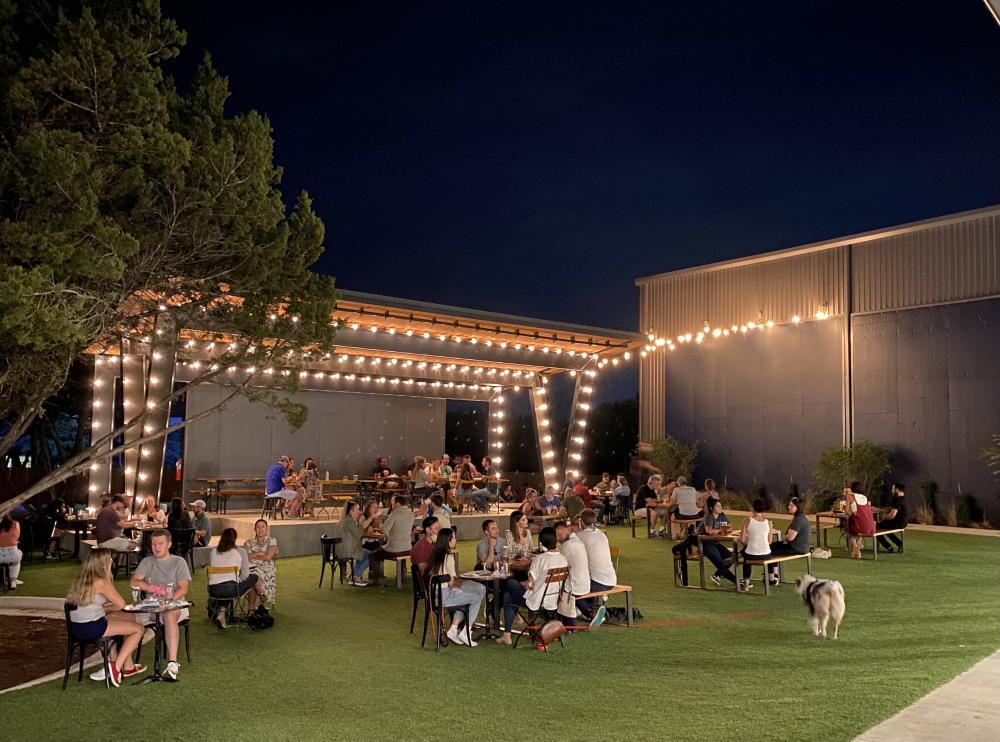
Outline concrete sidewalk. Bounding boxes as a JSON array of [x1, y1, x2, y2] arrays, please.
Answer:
[[854, 650, 1000, 741]]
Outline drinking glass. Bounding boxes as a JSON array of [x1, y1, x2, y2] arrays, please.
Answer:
[[165, 582, 175, 601]]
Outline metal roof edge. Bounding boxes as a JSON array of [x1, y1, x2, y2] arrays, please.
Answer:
[[635, 203, 1000, 285], [336, 289, 645, 341]]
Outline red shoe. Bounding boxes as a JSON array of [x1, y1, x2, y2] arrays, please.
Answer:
[[122, 664, 146, 677], [108, 663, 122, 687]]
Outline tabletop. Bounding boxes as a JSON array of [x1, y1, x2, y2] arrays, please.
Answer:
[[124, 599, 192, 614]]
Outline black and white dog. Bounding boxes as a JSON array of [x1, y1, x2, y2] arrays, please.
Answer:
[[795, 575, 845, 640]]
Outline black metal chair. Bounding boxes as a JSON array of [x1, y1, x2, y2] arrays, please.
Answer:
[[410, 564, 427, 635], [169, 527, 196, 573], [319, 534, 340, 589], [424, 574, 474, 651], [62, 602, 120, 690], [0, 564, 12, 593]]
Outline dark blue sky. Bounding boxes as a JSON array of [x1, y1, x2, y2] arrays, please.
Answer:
[[166, 0, 1000, 332]]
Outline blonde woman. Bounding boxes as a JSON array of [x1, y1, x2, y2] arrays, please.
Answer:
[[66, 548, 146, 686], [137, 496, 166, 524]]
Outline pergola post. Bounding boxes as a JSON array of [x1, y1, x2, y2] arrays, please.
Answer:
[[530, 382, 561, 490], [133, 312, 179, 508], [87, 357, 118, 507], [561, 363, 597, 482], [120, 351, 147, 500]]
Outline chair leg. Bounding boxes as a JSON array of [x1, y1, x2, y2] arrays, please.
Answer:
[[101, 644, 112, 689], [77, 642, 87, 682], [184, 623, 191, 663], [319, 560, 326, 589], [410, 595, 419, 634], [420, 599, 430, 648], [63, 644, 74, 690]]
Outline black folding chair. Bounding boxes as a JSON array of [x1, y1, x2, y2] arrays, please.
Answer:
[[319, 534, 340, 589], [512, 566, 570, 652], [424, 574, 474, 651], [62, 602, 120, 690], [410, 564, 428, 635], [169, 527, 196, 573]]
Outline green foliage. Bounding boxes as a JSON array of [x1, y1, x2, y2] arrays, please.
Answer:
[[813, 440, 892, 498], [648, 434, 698, 481], [0, 0, 337, 452], [979, 433, 1000, 479]]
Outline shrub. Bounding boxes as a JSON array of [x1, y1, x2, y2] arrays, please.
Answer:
[[979, 433, 1000, 479], [814, 440, 892, 498], [648, 435, 698, 482], [912, 503, 935, 525], [920, 481, 939, 521], [719, 488, 751, 512], [799, 489, 821, 516]]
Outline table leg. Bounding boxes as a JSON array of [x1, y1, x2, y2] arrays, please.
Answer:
[[73, 524, 82, 558], [134, 615, 165, 684], [699, 547, 706, 590]]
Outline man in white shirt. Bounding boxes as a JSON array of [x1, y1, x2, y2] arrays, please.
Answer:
[[497, 527, 568, 645], [574, 509, 616, 627], [555, 520, 591, 626]]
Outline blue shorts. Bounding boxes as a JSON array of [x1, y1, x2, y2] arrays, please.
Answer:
[[72, 617, 108, 641]]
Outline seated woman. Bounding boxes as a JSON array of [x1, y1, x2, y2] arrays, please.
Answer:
[[137, 496, 166, 524], [67, 548, 146, 686], [845, 487, 875, 559], [411, 455, 438, 498], [244, 519, 278, 611], [739, 498, 775, 590], [340, 502, 369, 586], [455, 462, 490, 511], [352, 501, 383, 583], [0, 516, 23, 589], [876, 483, 908, 552], [427, 527, 486, 647], [166, 496, 192, 530], [698, 497, 737, 586], [519, 488, 543, 515], [767, 497, 812, 564], [208, 527, 259, 628]]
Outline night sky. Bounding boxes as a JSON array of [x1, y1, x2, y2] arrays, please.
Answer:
[[164, 1, 1000, 333]]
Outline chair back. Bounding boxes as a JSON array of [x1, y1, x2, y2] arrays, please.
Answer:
[[63, 602, 78, 640], [540, 566, 570, 606], [320, 534, 339, 563], [428, 573, 450, 611], [206, 565, 240, 579], [410, 564, 427, 599], [169, 527, 195, 555]]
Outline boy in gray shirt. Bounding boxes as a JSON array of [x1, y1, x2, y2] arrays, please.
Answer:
[[131, 530, 192, 681]]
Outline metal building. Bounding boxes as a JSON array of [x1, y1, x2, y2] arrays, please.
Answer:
[[636, 205, 1000, 516]]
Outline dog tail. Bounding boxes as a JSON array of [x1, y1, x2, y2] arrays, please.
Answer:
[[830, 581, 846, 621]]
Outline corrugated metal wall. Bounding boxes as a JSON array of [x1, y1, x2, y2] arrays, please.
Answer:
[[853, 213, 1000, 313], [639, 208, 1000, 443]]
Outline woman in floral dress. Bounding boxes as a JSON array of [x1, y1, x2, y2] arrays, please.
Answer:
[[244, 518, 278, 609]]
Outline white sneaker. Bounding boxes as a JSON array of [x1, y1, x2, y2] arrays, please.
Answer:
[[350, 578, 369, 587], [163, 661, 180, 681], [216, 610, 229, 629], [710, 574, 721, 587], [446, 626, 469, 646], [13, 579, 24, 586], [89, 667, 107, 682]]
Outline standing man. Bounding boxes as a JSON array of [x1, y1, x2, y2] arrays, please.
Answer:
[[191, 499, 212, 547], [130, 530, 191, 682], [368, 496, 415, 586]]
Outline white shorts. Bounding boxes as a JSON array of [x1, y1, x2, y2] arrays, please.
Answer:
[[634, 508, 647, 518], [267, 489, 298, 501]]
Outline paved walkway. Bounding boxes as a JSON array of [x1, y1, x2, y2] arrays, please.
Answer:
[[854, 650, 1000, 741]]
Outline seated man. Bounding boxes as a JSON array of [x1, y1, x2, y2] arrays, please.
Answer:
[[539, 486, 562, 513], [95, 495, 139, 551], [190, 499, 212, 547], [496, 527, 568, 645], [555, 519, 590, 626], [264, 455, 301, 517], [130, 530, 191, 681], [476, 519, 506, 570], [368, 496, 415, 586], [612, 474, 631, 520], [632, 475, 662, 536], [563, 488, 586, 522], [428, 494, 452, 530], [409, 516, 440, 578], [576, 509, 615, 625], [876, 483, 908, 552]]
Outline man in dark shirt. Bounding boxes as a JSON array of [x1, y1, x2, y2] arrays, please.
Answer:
[[877, 483, 908, 552], [95, 495, 138, 550], [409, 516, 439, 577]]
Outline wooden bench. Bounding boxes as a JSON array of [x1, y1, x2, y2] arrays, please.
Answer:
[[668, 514, 702, 541], [872, 528, 905, 560], [576, 585, 634, 626], [743, 552, 812, 595], [671, 549, 701, 589], [392, 555, 409, 588]]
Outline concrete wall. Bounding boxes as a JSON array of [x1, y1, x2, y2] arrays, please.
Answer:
[[182, 385, 446, 488], [853, 298, 1000, 514], [663, 319, 844, 493]]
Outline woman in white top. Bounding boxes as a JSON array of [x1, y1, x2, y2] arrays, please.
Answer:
[[740, 498, 777, 591], [208, 528, 258, 628], [66, 548, 146, 686], [427, 528, 486, 647]]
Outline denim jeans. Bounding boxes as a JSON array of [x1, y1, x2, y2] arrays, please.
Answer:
[[701, 540, 737, 583], [439, 581, 486, 627], [742, 552, 772, 580], [577, 579, 613, 617], [0, 546, 21, 580], [354, 550, 372, 578]]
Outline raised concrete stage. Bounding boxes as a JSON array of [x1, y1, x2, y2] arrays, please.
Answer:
[[210, 509, 511, 558]]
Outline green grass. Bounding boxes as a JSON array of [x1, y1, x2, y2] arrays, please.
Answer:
[[3, 526, 998, 742]]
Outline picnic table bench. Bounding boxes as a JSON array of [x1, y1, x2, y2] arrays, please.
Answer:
[[743, 552, 812, 595], [576, 584, 634, 626]]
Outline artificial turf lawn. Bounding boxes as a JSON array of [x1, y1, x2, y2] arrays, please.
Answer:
[[1, 525, 997, 742]]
